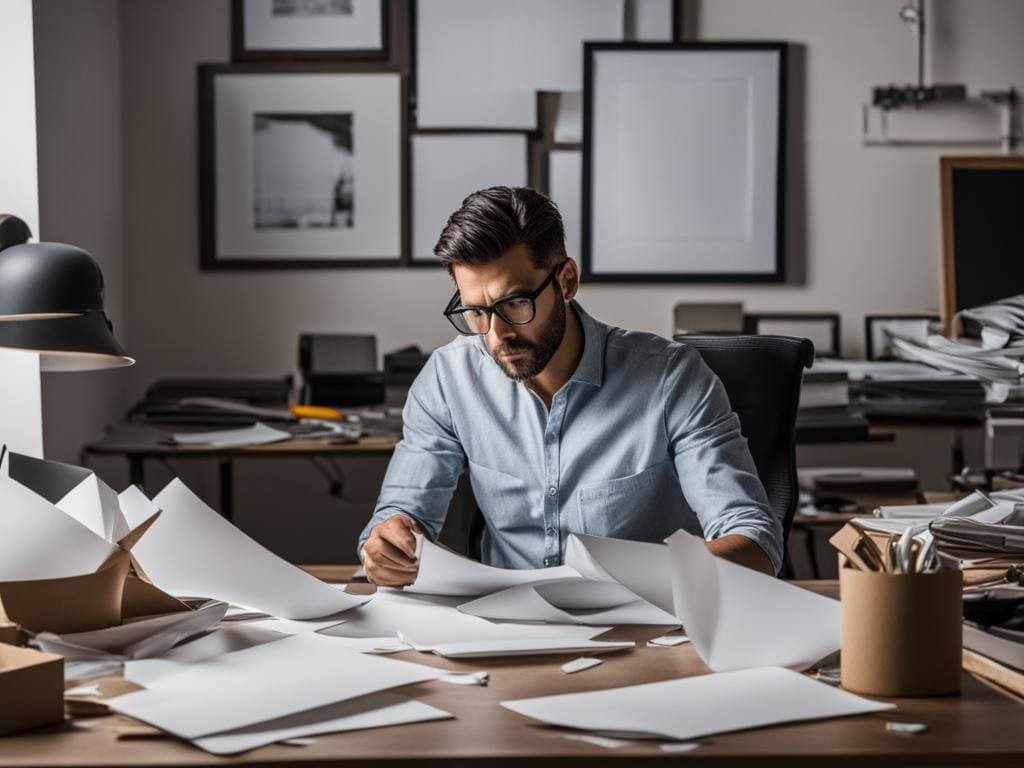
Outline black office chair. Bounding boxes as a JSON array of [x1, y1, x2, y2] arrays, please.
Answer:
[[679, 334, 815, 571]]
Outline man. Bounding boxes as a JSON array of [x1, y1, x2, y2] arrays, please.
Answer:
[[359, 187, 782, 586]]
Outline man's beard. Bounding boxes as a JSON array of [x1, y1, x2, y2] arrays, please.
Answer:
[[491, 296, 567, 382]]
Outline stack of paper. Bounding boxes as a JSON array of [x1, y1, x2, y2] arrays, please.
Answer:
[[108, 633, 448, 754], [501, 666, 894, 741], [122, 478, 369, 619], [666, 530, 840, 671]]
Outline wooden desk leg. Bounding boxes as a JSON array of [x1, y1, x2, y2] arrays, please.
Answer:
[[129, 456, 145, 492], [218, 459, 233, 522]]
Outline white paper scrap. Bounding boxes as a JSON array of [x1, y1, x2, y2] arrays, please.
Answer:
[[666, 530, 840, 671], [428, 638, 634, 659], [564, 733, 629, 749], [122, 479, 368, 619], [886, 722, 928, 735], [659, 742, 702, 753], [647, 634, 690, 648], [565, 534, 676, 614], [439, 671, 489, 686], [405, 537, 581, 597], [561, 657, 602, 674], [191, 692, 452, 756], [64, 684, 101, 698], [502, 666, 895, 741], [281, 737, 317, 747]]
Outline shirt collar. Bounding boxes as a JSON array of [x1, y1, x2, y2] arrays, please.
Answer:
[[568, 301, 606, 388]]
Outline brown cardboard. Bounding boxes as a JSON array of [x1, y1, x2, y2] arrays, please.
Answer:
[[840, 564, 963, 697], [0, 621, 22, 646], [0, 644, 64, 736], [0, 510, 189, 635]]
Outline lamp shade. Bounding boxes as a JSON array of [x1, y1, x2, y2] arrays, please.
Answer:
[[0, 241, 132, 370], [0, 242, 106, 318]]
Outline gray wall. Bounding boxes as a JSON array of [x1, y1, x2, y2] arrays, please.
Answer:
[[31, 0, 1024, 564]]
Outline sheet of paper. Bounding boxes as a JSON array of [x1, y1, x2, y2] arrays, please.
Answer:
[[415, 0, 536, 129], [458, 578, 678, 625], [191, 692, 452, 755], [405, 537, 580, 597], [562, 657, 602, 674], [0, 451, 119, 580], [429, 638, 635, 659], [33, 600, 228, 660], [666, 530, 840, 672], [502, 666, 894, 741], [323, 588, 606, 649], [122, 479, 368, 619], [170, 421, 293, 448], [107, 633, 443, 740], [565, 534, 676, 613], [490, 0, 623, 92], [56, 473, 129, 543]]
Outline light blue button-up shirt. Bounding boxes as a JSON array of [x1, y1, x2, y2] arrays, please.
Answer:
[[359, 302, 783, 574]]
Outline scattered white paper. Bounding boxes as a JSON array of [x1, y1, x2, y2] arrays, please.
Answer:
[[0, 451, 119, 580], [280, 737, 317, 747], [427, 638, 634, 659], [659, 742, 702, 753], [107, 633, 444, 740], [564, 733, 629, 749], [406, 537, 580, 597], [439, 671, 489, 686], [170, 422, 292, 448], [502, 666, 894, 741], [64, 683, 101, 698], [34, 601, 229, 661], [565, 534, 676, 614], [458, 578, 678, 626], [562, 657, 602, 674], [666, 530, 840, 671], [122, 479, 368, 619], [647, 634, 690, 648], [886, 721, 928, 735], [191, 692, 452, 755], [56, 472, 130, 544]]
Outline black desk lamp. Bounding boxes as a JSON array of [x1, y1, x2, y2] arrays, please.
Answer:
[[0, 214, 133, 457]]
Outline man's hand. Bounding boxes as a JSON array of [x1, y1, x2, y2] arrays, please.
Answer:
[[363, 515, 422, 587]]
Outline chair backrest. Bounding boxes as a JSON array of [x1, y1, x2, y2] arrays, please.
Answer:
[[676, 334, 814, 545]]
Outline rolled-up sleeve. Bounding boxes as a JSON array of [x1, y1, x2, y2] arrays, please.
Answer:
[[663, 347, 784, 574], [356, 352, 466, 561]]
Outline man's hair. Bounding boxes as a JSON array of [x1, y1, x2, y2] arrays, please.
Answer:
[[434, 186, 567, 272]]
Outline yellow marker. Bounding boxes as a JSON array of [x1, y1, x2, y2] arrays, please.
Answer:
[[290, 404, 343, 421]]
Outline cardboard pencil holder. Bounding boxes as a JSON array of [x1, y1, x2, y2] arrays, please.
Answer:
[[840, 564, 962, 697]]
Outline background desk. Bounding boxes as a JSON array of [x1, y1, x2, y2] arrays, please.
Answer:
[[1, 572, 1021, 768]]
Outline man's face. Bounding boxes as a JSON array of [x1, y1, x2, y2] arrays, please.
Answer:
[[451, 244, 567, 382]]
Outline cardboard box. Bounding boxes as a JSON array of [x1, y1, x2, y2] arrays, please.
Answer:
[[840, 564, 962, 697], [0, 621, 22, 647], [0, 644, 63, 736]]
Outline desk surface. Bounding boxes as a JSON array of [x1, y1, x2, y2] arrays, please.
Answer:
[[1, 570, 1021, 768]]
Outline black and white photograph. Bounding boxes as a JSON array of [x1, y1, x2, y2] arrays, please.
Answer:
[[253, 112, 355, 230], [199, 65, 403, 268], [232, 0, 387, 60]]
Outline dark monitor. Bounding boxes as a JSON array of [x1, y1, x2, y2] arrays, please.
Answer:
[[298, 333, 377, 374]]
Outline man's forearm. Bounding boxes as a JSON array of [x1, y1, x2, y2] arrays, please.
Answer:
[[706, 534, 774, 575]]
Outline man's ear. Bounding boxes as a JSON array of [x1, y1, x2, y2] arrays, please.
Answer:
[[560, 258, 580, 302]]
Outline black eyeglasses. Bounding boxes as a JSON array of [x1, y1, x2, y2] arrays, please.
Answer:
[[443, 262, 566, 336]]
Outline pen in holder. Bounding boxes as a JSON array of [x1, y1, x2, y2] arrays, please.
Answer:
[[839, 562, 962, 697]]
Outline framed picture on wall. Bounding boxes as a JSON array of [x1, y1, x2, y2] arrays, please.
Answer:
[[198, 64, 405, 269], [409, 132, 529, 265], [232, 0, 388, 61], [581, 42, 787, 283]]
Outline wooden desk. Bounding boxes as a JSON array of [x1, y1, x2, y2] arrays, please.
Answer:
[[1, 570, 1021, 767], [82, 424, 399, 521]]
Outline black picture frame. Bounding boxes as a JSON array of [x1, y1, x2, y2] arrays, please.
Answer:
[[231, 0, 390, 62], [198, 62, 407, 270], [581, 41, 787, 284], [744, 312, 840, 358]]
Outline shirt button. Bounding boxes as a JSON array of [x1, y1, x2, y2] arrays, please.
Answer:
[[546, 527, 556, 537], [547, 486, 557, 496]]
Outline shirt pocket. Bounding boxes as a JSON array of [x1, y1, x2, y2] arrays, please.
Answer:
[[576, 459, 680, 541]]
